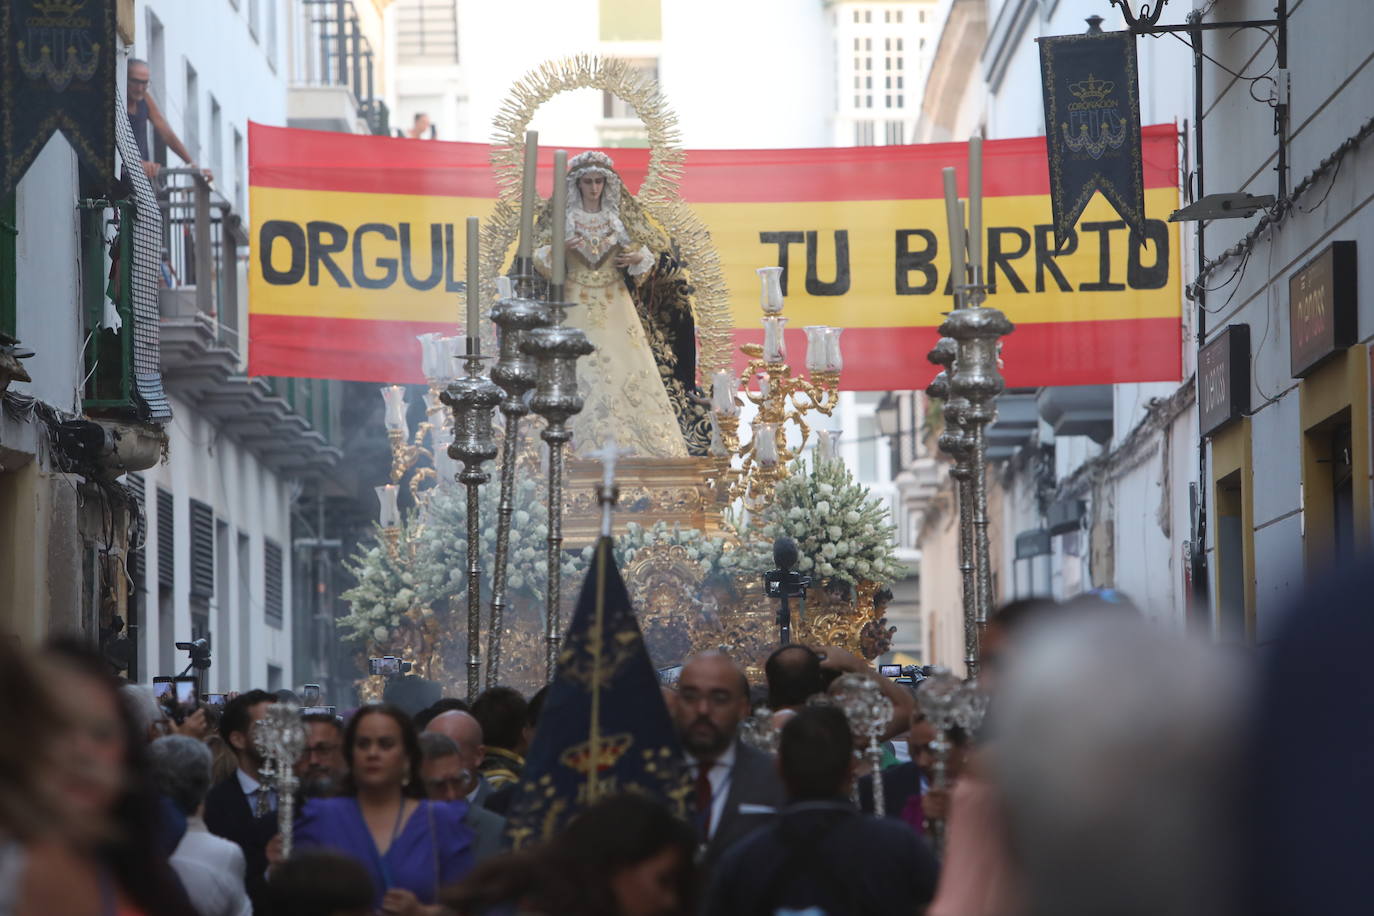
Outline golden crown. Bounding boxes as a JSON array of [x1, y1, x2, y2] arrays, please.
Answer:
[[1068, 74, 1115, 105], [33, 0, 84, 17]]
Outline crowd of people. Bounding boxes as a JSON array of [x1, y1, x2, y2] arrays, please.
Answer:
[[0, 567, 1366, 916]]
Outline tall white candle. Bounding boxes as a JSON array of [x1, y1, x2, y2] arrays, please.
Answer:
[[517, 131, 538, 259], [968, 135, 983, 288], [941, 166, 965, 302], [551, 150, 568, 290], [466, 217, 480, 355]]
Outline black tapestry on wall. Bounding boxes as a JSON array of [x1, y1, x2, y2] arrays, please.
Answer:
[[1038, 29, 1146, 247], [1, 0, 116, 199]]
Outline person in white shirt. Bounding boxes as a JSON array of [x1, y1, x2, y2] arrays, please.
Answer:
[[148, 736, 252, 916]]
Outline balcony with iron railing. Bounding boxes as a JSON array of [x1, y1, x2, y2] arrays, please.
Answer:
[[158, 169, 245, 356], [289, 0, 390, 136], [156, 169, 341, 475]]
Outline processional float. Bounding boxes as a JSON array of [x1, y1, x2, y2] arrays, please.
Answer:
[[359, 58, 926, 705]]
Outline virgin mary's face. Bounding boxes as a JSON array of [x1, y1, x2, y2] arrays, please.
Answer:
[[578, 174, 606, 209]]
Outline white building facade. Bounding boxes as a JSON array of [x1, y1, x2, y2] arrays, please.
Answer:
[[130, 0, 343, 691]]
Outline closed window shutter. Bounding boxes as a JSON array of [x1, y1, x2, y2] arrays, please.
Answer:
[[190, 500, 214, 599], [157, 489, 174, 590], [127, 474, 146, 587], [264, 539, 283, 627]]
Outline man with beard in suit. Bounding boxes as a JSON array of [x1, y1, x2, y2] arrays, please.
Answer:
[[202, 690, 277, 913], [673, 652, 786, 871]]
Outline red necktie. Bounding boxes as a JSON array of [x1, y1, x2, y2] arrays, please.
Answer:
[[695, 761, 714, 841]]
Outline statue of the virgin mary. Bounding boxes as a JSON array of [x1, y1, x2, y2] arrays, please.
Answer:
[[532, 151, 710, 459]]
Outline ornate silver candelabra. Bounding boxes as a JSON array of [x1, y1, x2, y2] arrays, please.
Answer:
[[941, 304, 1013, 646], [930, 141, 1014, 677], [486, 288, 551, 687], [927, 339, 978, 677], [916, 668, 988, 855], [831, 673, 894, 816], [253, 703, 306, 859], [442, 353, 503, 700], [522, 301, 594, 682]]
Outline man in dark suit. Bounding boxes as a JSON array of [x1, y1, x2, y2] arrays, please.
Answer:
[[203, 690, 278, 913], [418, 731, 507, 863], [704, 706, 939, 915], [673, 652, 787, 869]]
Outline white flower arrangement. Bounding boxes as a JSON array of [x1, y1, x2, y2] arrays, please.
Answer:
[[338, 476, 583, 645], [738, 454, 906, 588], [571, 520, 734, 581]]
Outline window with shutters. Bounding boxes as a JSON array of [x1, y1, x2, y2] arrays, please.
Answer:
[[127, 474, 147, 585], [602, 58, 659, 120], [157, 489, 175, 590], [126, 474, 147, 680], [189, 500, 214, 599], [397, 0, 459, 63], [264, 539, 284, 628]]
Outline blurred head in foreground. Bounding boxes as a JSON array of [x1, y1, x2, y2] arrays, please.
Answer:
[[989, 611, 1247, 916]]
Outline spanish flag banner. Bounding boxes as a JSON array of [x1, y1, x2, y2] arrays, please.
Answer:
[[248, 123, 1181, 389]]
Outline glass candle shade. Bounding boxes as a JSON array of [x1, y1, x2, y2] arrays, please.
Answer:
[[804, 325, 831, 374], [711, 369, 739, 417], [761, 316, 788, 364], [757, 266, 785, 314], [754, 421, 780, 467], [442, 336, 467, 381], [375, 484, 401, 528], [381, 386, 409, 437], [708, 414, 728, 458], [824, 327, 844, 374], [416, 333, 444, 384], [817, 427, 843, 462]]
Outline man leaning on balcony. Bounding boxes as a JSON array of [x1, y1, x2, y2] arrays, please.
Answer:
[[127, 58, 214, 185]]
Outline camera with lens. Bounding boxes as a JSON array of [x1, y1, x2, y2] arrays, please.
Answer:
[[175, 638, 212, 671], [764, 537, 811, 600]]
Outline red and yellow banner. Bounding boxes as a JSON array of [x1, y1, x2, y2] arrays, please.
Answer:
[[248, 123, 1181, 388]]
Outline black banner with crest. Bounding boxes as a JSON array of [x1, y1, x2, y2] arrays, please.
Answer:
[[503, 537, 689, 849], [1038, 29, 1146, 246], [1, 0, 115, 198]]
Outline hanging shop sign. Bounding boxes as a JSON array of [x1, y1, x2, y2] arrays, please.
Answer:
[[1199, 324, 1250, 437], [1290, 241, 1357, 378], [1015, 528, 1052, 560], [247, 123, 1182, 389]]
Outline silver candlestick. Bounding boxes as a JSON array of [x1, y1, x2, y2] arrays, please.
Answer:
[[486, 291, 551, 687], [915, 668, 959, 854], [941, 306, 1014, 649], [916, 668, 989, 856], [928, 339, 979, 677], [253, 703, 306, 859], [442, 354, 503, 700], [522, 301, 594, 682], [831, 673, 894, 816]]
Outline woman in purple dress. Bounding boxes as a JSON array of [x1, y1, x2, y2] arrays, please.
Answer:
[[294, 704, 474, 915]]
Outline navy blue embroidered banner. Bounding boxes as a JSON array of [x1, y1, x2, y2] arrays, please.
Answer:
[[1, 0, 115, 198], [504, 537, 688, 848], [1038, 29, 1146, 246]]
